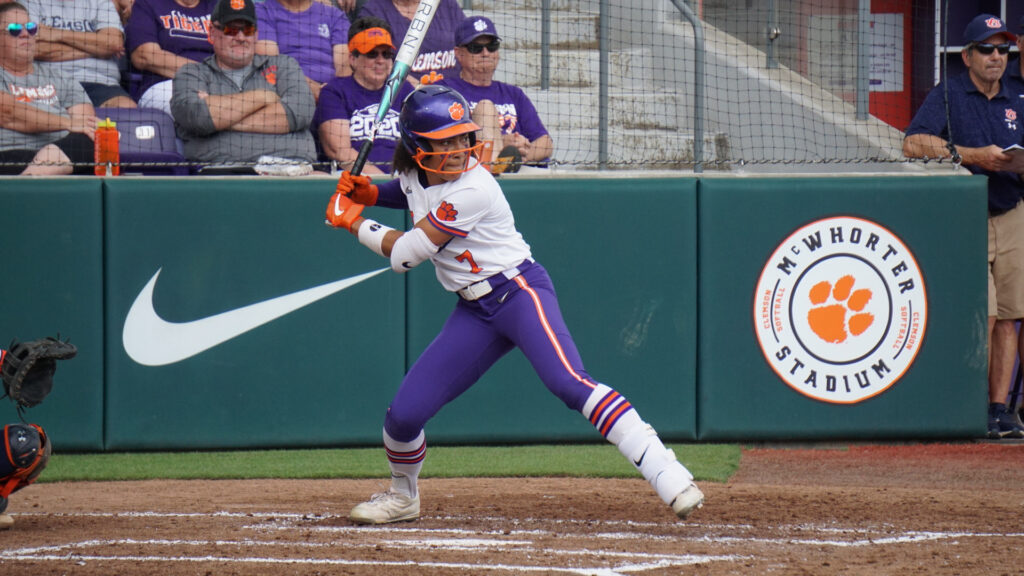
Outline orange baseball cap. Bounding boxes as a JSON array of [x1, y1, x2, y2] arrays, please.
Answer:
[[350, 28, 395, 54]]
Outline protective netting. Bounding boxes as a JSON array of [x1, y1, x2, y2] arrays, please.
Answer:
[[0, 0, 1019, 174]]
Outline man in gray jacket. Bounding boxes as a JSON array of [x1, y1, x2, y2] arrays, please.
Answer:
[[170, 0, 316, 173]]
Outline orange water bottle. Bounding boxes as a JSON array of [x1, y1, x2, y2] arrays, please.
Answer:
[[94, 117, 120, 176]]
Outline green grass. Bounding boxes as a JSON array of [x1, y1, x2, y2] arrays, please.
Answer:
[[42, 444, 740, 484]]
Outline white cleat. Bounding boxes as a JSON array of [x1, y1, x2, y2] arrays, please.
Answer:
[[0, 513, 13, 531], [671, 483, 704, 519], [349, 490, 420, 525]]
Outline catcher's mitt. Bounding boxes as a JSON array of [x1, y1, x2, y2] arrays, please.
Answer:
[[1, 336, 77, 410]]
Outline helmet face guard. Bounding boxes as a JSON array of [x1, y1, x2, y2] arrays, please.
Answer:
[[410, 138, 485, 175], [400, 85, 484, 175]]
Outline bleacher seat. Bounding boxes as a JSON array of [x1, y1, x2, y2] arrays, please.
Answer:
[[95, 108, 188, 175]]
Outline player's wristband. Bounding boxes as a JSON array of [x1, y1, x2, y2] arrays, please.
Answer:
[[357, 219, 394, 258]]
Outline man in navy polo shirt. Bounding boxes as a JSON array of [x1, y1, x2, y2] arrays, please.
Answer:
[[904, 13, 1024, 439]]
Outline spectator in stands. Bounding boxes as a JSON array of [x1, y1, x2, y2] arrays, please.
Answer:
[[356, 0, 463, 83], [23, 0, 136, 108], [0, 1, 97, 174], [254, 0, 350, 103], [904, 14, 1024, 440], [126, 0, 214, 115], [439, 15, 551, 170], [170, 0, 315, 172], [314, 16, 410, 174]]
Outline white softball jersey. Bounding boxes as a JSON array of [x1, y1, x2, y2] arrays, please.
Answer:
[[399, 164, 532, 292]]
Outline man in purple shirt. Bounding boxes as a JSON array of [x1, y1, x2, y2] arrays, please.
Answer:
[[314, 16, 412, 174], [438, 15, 551, 170], [254, 0, 350, 103], [356, 0, 462, 82]]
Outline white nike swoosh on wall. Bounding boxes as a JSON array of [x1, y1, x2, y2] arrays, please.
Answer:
[[123, 267, 389, 366]]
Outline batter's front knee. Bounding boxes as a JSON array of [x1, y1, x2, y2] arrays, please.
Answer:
[[383, 404, 427, 443]]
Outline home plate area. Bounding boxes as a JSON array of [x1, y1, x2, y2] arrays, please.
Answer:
[[2, 446, 1024, 575]]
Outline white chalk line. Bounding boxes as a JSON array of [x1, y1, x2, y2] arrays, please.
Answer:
[[0, 537, 739, 575], [3, 510, 1020, 574]]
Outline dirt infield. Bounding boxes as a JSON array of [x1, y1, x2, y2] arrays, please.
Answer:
[[2, 442, 1023, 575]]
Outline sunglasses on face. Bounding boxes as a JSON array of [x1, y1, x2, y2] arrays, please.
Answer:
[[6, 22, 39, 37], [217, 23, 257, 37], [357, 49, 395, 60], [463, 39, 500, 54], [974, 42, 1011, 55]]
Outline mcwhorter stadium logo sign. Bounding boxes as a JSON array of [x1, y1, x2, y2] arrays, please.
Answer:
[[753, 216, 927, 404]]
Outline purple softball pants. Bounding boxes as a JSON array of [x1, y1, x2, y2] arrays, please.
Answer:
[[383, 262, 599, 442]]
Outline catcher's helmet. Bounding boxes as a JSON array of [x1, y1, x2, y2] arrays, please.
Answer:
[[0, 423, 50, 498], [399, 85, 483, 174]]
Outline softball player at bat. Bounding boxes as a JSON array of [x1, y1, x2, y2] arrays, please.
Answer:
[[326, 84, 704, 524]]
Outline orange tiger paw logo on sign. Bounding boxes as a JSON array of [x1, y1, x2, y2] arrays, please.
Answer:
[[436, 201, 458, 221], [806, 275, 874, 343], [753, 216, 927, 404]]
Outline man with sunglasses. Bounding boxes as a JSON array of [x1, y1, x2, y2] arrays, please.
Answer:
[[170, 0, 316, 173], [905, 14, 1024, 440], [437, 16, 552, 173], [0, 2, 97, 174]]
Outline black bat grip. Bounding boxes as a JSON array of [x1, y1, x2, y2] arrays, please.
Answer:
[[350, 139, 374, 177]]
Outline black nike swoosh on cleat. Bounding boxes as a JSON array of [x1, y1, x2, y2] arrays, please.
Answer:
[[402, 262, 413, 269], [633, 446, 649, 468]]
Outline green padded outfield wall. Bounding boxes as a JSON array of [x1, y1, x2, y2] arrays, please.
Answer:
[[406, 178, 700, 443], [697, 176, 988, 440], [104, 178, 407, 449], [105, 177, 698, 449], [1, 175, 988, 450], [0, 179, 104, 451]]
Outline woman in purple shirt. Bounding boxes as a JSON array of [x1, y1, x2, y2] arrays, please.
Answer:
[[315, 17, 413, 174], [254, 0, 350, 103]]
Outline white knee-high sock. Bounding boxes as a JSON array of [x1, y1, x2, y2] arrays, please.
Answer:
[[582, 384, 694, 506], [383, 428, 425, 498]]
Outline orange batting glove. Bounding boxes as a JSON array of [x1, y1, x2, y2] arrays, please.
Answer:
[[336, 170, 379, 206], [325, 190, 364, 233], [420, 71, 443, 85]]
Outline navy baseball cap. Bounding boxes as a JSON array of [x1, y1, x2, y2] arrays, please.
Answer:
[[962, 13, 1014, 44], [456, 16, 500, 46], [1019, 15, 1024, 34], [212, 0, 256, 26]]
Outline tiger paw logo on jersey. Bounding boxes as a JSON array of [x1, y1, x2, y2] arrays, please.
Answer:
[[753, 216, 927, 404], [436, 201, 458, 221], [262, 65, 277, 86], [448, 102, 465, 121]]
